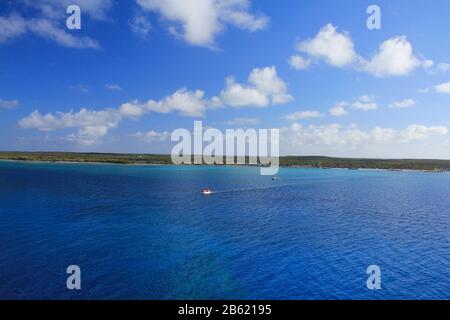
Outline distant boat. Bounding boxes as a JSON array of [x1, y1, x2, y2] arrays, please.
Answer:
[[272, 176, 278, 180], [201, 189, 213, 195]]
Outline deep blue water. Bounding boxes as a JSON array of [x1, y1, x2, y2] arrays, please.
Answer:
[[1, 161, 450, 299]]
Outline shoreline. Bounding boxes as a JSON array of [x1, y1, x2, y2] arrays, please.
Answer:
[[1, 158, 448, 173]]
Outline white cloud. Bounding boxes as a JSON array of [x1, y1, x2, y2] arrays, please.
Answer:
[[248, 66, 287, 95], [286, 123, 369, 147], [19, 88, 211, 145], [220, 66, 293, 107], [389, 99, 416, 108], [147, 89, 210, 117], [422, 60, 450, 74], [134, 130, 170, 143], [219, 78, 269, 107], [363, 36, 421, 77], [372, 127, 395, 143], [297, 24, 357, 67], [119, 101, 146, 118], [136, 0, 268, 47], [18, 109, 120, 132], [19, 108, 121, 146], [118, 89, 211, 118], [351, 102, 377, 111], [291, 24, 426, 77], [19, 66, 292, 144], [120, 67, 293, 117], [282, 123, 449, 156], [0, 98, 19, 109], [399, 124, 448, 142], [435, 82, 450, 94], [284, 110, 322, 121], [288, 55, 312, 70], [105, 84, 123, 91], [329, 102, 348, 116], [351, 95, 378, 111], [68, 126, 110, 146]]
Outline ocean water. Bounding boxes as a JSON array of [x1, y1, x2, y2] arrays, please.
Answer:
[[1, 161, 450, 300]]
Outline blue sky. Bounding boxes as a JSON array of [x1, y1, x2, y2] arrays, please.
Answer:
[[1, 0, 450, 158]]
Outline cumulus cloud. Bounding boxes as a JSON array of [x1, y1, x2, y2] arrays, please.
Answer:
[[19, 89, 209, 144], [362, 36, 421, 77], [283, 123, 448, 151], [147, 89, 210, 117], [281, 122, 450, 158], [288, 55, 312, 70], [389, 99, 416, 108], [119, 101, 146, 118], [284, 110, 322, 121], [351, 95, 378, 111], [399, 124, 448, 142], [18, 109, 121, 131], [434, 82, 450, 94], [19, 66, 292, 145], [329, 102, 348, 116], [19, 109, 121, 146], [134, 130, 170, 143], [118, 89, 211, 118], [136, 0, 268, 47], [421, 82, 450, 94], [291, 24, 428, 77], [297, 24, 357, 67], [285, 123, 369, 148], [0, 98, 19, 109], [220, 66, 293, 107], [422, 60, 450, 74], [220, 77, 269, 107]]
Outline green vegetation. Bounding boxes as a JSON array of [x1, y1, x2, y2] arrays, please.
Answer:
[[280, 156, 450, 171], [0, 152, 172, 165], [0, 152, 449, 171]]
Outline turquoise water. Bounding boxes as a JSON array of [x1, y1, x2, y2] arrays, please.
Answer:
[[1, 161, 450, 299]]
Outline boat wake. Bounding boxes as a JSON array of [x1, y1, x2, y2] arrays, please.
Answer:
[[206, 182, 303, 195]]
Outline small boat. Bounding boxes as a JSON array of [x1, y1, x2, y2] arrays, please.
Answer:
[[201, 189, 213, 195], [272, 176, 278, 180]]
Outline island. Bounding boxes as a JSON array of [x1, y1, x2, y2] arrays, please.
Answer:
[[1, 152, 450, 172]]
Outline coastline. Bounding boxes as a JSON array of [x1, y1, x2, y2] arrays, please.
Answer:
[[1, 157, 448, 173]]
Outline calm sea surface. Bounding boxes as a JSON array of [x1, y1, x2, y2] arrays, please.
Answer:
[[1, 161, 450, 299]]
